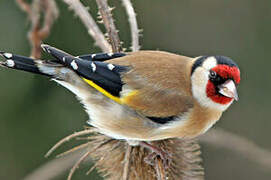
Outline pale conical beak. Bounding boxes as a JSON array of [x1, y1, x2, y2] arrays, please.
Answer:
[[218, 80, 239, 101]]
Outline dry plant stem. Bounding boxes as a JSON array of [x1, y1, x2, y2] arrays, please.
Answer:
[[200, 128, 271, 169], [155, 159, 166, 180], [16, 0, 31, 15], [68, 138, 114, 180], [62, 0, 111, 52], [16, 0, 58, 58], [122, 145, 132, 180], [24, 128, 271, 179], [96, 0, 122, 52], [86, 161, 99, 175], [45, 129, 96, 157], [67, 150, 92, 180], [30, 0, 58, 58], [23, 149, 89, 180], [121, 0, 140, 51], [38, 0, 59, 40], [56, 142, 91, 158], [86, 132, 203, 180]]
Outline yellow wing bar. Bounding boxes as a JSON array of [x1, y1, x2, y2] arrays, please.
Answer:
[[83, 78, 122, 103], [83, 78, 138, 105]]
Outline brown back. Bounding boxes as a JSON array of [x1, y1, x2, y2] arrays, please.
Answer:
[[107, 51, 195, 117]]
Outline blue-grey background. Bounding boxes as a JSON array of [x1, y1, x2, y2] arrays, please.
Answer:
[[0, 0, 270, 179]]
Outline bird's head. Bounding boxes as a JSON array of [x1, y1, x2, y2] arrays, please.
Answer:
[[191, 56, 241, 111]]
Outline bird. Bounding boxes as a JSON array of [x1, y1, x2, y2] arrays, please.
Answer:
[[0, 44, 240, 163]]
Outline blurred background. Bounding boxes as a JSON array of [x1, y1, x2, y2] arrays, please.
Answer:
[[0, 0, 270, 179]]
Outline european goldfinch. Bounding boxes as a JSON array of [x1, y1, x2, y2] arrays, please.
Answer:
[[0, 44, 240, 151]]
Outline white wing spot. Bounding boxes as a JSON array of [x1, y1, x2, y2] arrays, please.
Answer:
[[41, 46, 46, 52], [91, 54, 96, 58], [107, 53, 113, 57], [71, 60, 78, 70], [6, 60, 15, 67], [91, 62, 96, 72], [62, 57, 66, 62], [107, 63, 115, 70], [3, 53, 12, 59]]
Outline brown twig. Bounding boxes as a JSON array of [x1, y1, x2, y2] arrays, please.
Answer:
[[38, 0, 59, 41], [199, 128, 271, 169], [45, 129, 96, 158], [62, 0, 112, 52], [67, 150, 92, 180], [16, 0, 58, 58], [16, 0, 31, 15], [155, 159, 166, 180], [121, 0, 140, 51], [23, 149, 89, 180], [122, 145, 132, 180], [67, 138, 114, 180], [96, 0, 122, 53], [56, 142, 91, 158]]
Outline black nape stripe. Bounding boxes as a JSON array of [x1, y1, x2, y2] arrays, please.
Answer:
[[191, 56, 208, 75], [148, 116, 176, 124], [214, 56, 238, 67]]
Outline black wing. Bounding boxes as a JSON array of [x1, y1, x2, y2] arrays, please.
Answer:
[[41, 44, 128, 96], [79, 52, 126, 61], [0, 45, 128, 97]]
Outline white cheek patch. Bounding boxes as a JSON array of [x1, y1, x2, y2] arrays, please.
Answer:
[[202, 57, 217, 70], [191, 67, 232, 111]]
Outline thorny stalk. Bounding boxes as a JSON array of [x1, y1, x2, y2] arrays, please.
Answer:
[[62, 0, 112, 52], [96, 0, 122, 53], [121, 0, 140, 51]]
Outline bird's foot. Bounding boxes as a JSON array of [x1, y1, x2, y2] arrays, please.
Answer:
[[140, 141, 172, 169]]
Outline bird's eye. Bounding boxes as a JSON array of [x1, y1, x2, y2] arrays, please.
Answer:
[[209, 70, 217, 78]]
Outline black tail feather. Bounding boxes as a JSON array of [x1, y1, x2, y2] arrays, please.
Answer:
[[79, 52, 126, 61], [0, 45, 129, 96], [41, 44, 71, 63], [0, 52, 50, 76]]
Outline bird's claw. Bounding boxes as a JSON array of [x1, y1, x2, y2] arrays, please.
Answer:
[[143, 147, 172, 169]]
